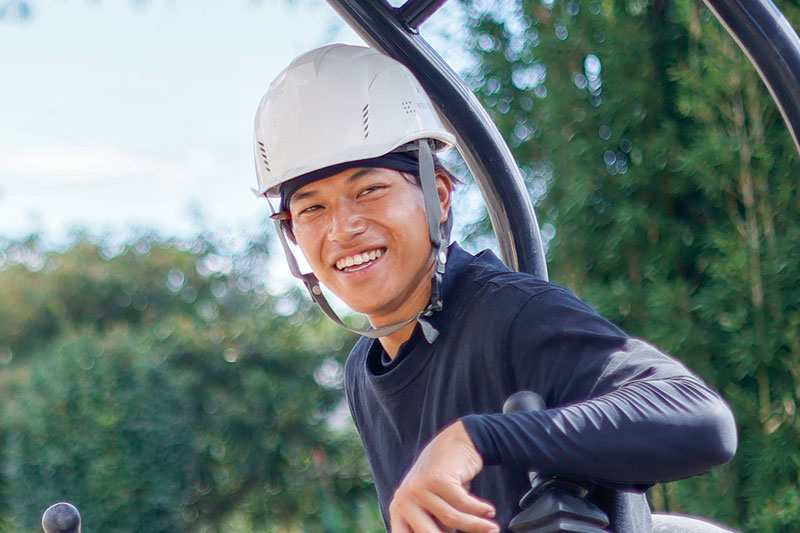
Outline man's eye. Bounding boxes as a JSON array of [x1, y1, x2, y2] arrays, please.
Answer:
[[358, 185, 385, 197], [298, 205, 322, 215]]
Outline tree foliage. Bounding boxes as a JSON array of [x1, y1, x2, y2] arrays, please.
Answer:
[[461, 0, 800, 530], [0, 232, 381, 532]]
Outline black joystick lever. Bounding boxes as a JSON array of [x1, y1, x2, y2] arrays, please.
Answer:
[[503, 391, 610, 533], [42, 502, 81, 533]]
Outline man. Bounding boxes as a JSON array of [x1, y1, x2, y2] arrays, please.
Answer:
[[253, 44, 737, 532]]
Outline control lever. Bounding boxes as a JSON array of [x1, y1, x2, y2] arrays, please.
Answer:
[[42, 502, 81, 533], [503, 391, 610, 532]]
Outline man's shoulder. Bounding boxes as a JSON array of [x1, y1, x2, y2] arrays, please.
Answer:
[[348, 335, 372, 356], [346, 336, 372, 368], [452, 245, 571, 304]]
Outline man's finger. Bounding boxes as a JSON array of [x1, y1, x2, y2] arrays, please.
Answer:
[[419, 489, 499, 533], [389, 515, 413, 533], [425, 475, 497, 519], [391, 499, 445, 533]]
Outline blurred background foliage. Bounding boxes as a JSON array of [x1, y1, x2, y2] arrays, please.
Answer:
[[0, 232, 381, 531], [461, 0, 800, 531], [2, 0, 800, 531]]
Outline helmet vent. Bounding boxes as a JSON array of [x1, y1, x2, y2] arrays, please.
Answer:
[[257, 141, 271, 172], [401, 100, 415, 114], [361, 104, 370, 138]]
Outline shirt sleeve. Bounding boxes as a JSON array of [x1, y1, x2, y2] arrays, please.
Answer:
[[461, 286, 737, 486]]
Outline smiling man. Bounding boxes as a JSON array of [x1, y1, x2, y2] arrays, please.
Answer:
[[253, 44, 737, 533], [286, 165, 450, 357]]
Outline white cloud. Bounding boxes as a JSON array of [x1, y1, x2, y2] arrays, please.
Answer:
[[0, 146, 218, 183]]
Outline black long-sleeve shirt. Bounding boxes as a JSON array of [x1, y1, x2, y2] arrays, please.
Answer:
[[344, 243, 737, 532]]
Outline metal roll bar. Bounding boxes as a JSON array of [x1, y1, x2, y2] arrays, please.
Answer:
[[324, 0, 800, 281], [325, 0, 549, 279], [703, 0, 800, 156]]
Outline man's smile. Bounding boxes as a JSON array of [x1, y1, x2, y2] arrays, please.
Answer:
[[335, 248, 386, 272]]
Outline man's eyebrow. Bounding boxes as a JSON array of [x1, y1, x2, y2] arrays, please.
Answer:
[[347, 167, 381, 183], [291, 168, 385, 205], [290, 188, 317, 205]]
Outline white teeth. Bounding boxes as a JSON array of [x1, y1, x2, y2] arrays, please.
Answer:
[[336, 249, 384, 271]]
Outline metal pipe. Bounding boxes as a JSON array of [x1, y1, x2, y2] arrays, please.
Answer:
[[703, 0, 800, 156], [325, 0, 548, 279], [398, 0, 449, 30]]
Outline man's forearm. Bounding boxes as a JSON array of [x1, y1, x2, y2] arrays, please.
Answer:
[[461, 377, 737, 486]]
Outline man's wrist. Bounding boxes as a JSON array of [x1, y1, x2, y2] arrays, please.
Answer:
[[460, 414, 501, 466], [449, 420, 485, 472]]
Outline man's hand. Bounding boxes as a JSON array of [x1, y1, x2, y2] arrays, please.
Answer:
[[389, 421, 500, 533]]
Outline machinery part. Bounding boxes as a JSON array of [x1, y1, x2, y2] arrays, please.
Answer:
[[325, 0, 549, 279], [703, 0, 800, 155], [502, 391, 609, 533], [41, 502, 81, 533]]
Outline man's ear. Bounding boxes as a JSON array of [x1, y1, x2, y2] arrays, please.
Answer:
[[435, 172, 454, 224]]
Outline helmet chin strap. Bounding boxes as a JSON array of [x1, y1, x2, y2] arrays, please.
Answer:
[[272, 139, 448, 343]]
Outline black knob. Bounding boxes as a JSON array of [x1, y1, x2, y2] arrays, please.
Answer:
[[502, 391, 609, 532], [42, 502, 81, 533], [503, 390, 545, 414], [503, 391, 547, 493]]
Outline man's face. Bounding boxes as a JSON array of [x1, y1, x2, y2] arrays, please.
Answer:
[[288, 166, 451, 327]]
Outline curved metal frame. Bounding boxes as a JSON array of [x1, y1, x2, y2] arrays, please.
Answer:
[[325, 0, 549, 280], [703, 0, 800, 155], [326, 0, 800, 282]]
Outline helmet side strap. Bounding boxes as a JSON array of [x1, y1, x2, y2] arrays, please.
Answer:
[[418, 140, 441, 249], [418, 140, 447, 327]]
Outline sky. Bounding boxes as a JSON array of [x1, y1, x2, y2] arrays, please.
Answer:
[[1, 0, 470, 244]]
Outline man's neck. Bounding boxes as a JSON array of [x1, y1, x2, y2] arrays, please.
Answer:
[[368, 255, 437, 358], [378, 321, 419, 359]]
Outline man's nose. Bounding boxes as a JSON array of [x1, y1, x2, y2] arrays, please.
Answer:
[[327, 204, 367, 242]]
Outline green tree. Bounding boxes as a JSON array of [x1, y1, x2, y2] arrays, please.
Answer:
[[0, 232, 381, 532], [461, 0, 800, 530]]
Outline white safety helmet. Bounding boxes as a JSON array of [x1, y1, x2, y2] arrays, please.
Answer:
[[253, 44, 456, 342], [253, 44, 455, 198]]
